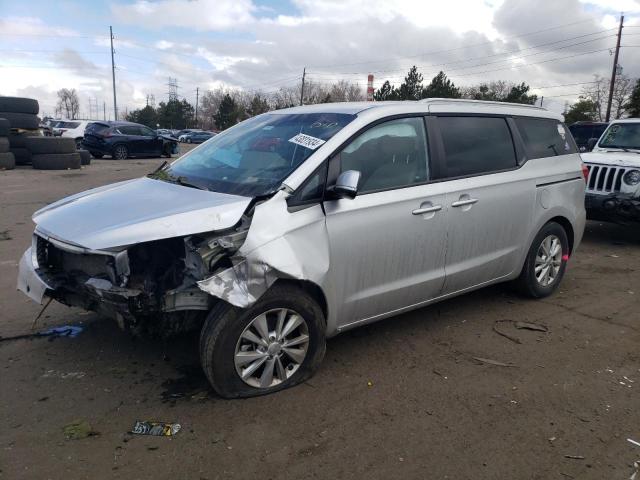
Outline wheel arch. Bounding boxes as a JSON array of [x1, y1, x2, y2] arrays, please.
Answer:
[[272, 278, 328, 321], [548, 215, 575, 254]]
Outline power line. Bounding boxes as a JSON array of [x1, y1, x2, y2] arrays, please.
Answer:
[[308, 18, 600, 70], [307, 32, 616, 79]]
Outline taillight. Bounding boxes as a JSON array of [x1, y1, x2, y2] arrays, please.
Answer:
[[581, 164, 589, 182]]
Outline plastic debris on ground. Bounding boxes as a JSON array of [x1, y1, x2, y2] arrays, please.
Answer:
[[131, 420, 181, 436], [0, 324, 84, 342]]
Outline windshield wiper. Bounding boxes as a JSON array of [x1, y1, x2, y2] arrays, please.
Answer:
[[175, 176, 209, 191]]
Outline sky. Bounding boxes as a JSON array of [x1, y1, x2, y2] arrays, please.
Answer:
[[0, 0, 639, 118]]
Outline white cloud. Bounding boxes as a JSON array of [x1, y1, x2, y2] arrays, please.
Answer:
[[111, 0, 256, 30]]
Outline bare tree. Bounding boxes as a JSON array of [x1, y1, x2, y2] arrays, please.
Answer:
[[55, 88, 80, 119], [580, 74, 633, 121]]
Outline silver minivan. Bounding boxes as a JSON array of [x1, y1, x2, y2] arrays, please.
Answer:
[[17, 99, 586, 397]]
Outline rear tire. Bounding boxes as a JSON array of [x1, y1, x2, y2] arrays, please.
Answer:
[[515, 222, 569, 298], [24, 137, 76, 154], [0, 112, 39, 130], [0, 97, 39, 115], [199, 283, 326, 398], [112, 144, 129, 160], [0, 152, 16, 170], [32, 153, 81, 170]]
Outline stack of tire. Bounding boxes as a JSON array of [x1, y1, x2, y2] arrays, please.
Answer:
[[0, 96, 90, 170], [0, 118, 15, 170], [0, 96, 40, 166]]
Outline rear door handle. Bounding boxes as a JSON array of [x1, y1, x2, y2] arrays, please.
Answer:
[[451, 198, 478, 207], [412, 205, 442, 215]]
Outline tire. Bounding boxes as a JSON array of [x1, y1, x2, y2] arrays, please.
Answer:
[[0, 97, 39, 115], [187, 138, 192, 144], [112, 144, 129, 160], [24, 136, 76, 154], [0, 152, 15, 170], [0, 137, 9, 153], [0, 112, 39, 130], [0, 119, 10, 136], [32, 153, 81, 170], [79, 149, 91, 166], [199, 283, 327, 398], [11, 147, 31, 165], [515, 222, 570, 298], [90, 152, 103, 159]]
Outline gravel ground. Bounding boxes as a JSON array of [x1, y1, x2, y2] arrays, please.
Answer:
[[0, 151, 639, 480]]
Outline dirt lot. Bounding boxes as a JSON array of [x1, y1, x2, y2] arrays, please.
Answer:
[[1, 151, 639, 480]]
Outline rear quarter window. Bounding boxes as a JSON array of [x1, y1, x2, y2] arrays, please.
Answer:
[[516, 118, 576, 159]]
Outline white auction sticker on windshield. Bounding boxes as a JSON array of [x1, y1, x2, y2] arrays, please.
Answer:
[[288, 133, 326, 150]]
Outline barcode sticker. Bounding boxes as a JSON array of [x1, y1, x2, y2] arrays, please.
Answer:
[[288, 133, 326, 150]]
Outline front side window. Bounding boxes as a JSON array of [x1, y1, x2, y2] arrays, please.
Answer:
[[438, 116, 516, 178], [337, 117, 429, 193], [140, 126, 156, 137], [598, 123, 640, 150], [153, 112, 356, 197], [516, 117, 576, 158]]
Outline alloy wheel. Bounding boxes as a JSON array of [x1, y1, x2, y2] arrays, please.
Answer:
[[114, 145, 128, 159], [234, 308, 310, 389], [534, 234, 562, 287]]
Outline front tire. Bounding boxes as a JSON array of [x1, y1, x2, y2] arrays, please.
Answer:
[[515, 222, 569, 298], [199, 284, 326, 398]]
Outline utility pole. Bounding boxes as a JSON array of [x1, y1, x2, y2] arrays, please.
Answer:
[[110, 26, 118, 121], [540, 96, 544, 107], [195, 87, 199, 128], [300, 67, 306, 106], [103, 102, 106, 121], [605, 14, 624, 122]]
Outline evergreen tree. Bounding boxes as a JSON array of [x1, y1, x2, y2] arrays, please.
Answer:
[[503, 82, 537, 105], [126, 105, 157, 128], [397, 66, 424, 100], [564, 99, 599, 125], [214, 94, 240, 130], [625, 79, 640, 118], [246, 94, 270, 117], [373, 80, 397, 101], [422, 71, 460, 99]]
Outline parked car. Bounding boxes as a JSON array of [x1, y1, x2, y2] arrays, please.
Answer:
[[156, 128, 175, 137], [81, 121, 178, 159], [568, 121, 608, 152], [18, 100, 586, 398], [177, 129, 202, 142], [181, 131, 215, 143], [53, 120, 100, 147], [581, 118, 640, 223]]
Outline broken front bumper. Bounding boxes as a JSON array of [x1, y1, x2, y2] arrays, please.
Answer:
[[17, 247, 52, 304], [586, 193, 640, 223]]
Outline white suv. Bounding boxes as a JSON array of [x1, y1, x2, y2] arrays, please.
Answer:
[[53, 120, 99, 147], [582, 119, 640, 223]]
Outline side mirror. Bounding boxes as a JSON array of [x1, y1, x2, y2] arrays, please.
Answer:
[[328, 170, 360, 199], [587, 138, 598, 151]]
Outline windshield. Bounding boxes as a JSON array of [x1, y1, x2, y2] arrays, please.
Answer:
[[599, 123, 640, 150], [152, 112, 356, 196]]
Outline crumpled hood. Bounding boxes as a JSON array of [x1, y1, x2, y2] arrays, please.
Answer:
[[582, 151, 640, 168], [33, 177, 252, 250]]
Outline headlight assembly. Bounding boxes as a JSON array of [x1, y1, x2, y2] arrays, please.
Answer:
[[623, 169, 640, 185]]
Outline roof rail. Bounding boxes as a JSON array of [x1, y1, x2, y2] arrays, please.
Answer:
[[418, 98, 546, 110]]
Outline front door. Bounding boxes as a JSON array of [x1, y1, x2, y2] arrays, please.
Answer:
[[323, 117, 447, 328]]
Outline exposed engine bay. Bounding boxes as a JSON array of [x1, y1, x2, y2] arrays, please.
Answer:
[[34, 215, 251, 336]]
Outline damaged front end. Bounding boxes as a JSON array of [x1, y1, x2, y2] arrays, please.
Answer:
[[18, 218, 251, 336], [586, 193, 640, 224]]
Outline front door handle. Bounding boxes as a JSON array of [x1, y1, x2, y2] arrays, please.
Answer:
[[412, 205, 442, 215], [451, 198, 478, 207]]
